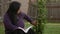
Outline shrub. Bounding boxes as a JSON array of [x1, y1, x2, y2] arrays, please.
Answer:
[[35, 0, 47, 34]]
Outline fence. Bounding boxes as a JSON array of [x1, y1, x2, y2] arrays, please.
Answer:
[[47, 0, 60, 22], [28, 0, 60, 23], [0, 0, 11, 22], [28, 0, 38, 19]]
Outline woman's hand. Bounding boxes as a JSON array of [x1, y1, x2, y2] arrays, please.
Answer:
[[31, 20, 37, 26]]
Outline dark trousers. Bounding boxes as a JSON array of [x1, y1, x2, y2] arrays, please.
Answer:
[[27, 29, 36, 34], [10, 29, 36, 34]]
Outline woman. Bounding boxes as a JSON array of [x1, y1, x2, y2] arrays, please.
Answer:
[[3, 1, 36, 34]]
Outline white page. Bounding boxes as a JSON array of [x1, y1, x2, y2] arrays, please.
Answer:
[[18, 26, 33, 33]]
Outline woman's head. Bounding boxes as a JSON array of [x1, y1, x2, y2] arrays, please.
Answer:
[[7, 1, 21, 25], [7, 1, 21, 14]]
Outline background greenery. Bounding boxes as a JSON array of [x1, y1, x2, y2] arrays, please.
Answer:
[[36, 0, 47, 34]]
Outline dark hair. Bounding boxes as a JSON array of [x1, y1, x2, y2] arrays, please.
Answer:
[[7, 1, 21, 25]]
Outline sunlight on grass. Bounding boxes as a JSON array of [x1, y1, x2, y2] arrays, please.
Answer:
[[25, 22, 32, 29]]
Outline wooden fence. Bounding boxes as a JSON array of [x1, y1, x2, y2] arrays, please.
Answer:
[[28, 0, 60, 23], [47, 0, 60, 22]]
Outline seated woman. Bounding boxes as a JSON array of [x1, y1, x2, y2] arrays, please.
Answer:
[[3, 1, 37, 34]]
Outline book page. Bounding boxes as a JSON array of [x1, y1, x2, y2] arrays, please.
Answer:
[[18, 26, 33, 33]]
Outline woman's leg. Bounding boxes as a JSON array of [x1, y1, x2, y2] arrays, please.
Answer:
[[11, 29, 25, 34], [18, 29, 25, 34], [11, 30, 18, 34], [27, 29, 36, 34]]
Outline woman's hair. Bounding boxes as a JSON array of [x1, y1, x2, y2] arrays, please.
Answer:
[[7, 1, 21, 25]]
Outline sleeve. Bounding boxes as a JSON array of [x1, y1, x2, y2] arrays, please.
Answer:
[[3, 14, 18, 31], [23, 13, 34, 23]]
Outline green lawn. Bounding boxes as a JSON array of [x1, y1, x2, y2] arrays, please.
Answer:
[[44, 23, 60, 34], [0, 25, 4, 34], [0, 23, 60, 34]]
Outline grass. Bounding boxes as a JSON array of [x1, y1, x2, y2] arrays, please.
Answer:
[[0, 23, 60, 34], [43, 23, 60, 34], [0, 25, 4, 34]]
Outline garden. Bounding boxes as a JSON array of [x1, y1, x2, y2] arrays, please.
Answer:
[[0, 0, 60, 34]]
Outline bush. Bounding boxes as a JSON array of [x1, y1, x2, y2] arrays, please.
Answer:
[[35, 0, 47, 34]]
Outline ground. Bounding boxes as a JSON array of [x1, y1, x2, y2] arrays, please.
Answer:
[[0, 23, 60, 34], [0, 25, 4, 34], [44, 23, 60, 34]]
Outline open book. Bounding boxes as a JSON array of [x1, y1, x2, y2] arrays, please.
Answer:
[[18, 26, 33, 33]]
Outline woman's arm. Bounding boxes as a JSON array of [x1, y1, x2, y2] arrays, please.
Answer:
[[23, 13, 37, 26]]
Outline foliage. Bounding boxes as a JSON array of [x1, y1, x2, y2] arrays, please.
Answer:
[[35, 0, 47, 34]]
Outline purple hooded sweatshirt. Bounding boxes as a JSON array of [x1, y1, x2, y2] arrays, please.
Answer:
[[3, 12, 33, 34]]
